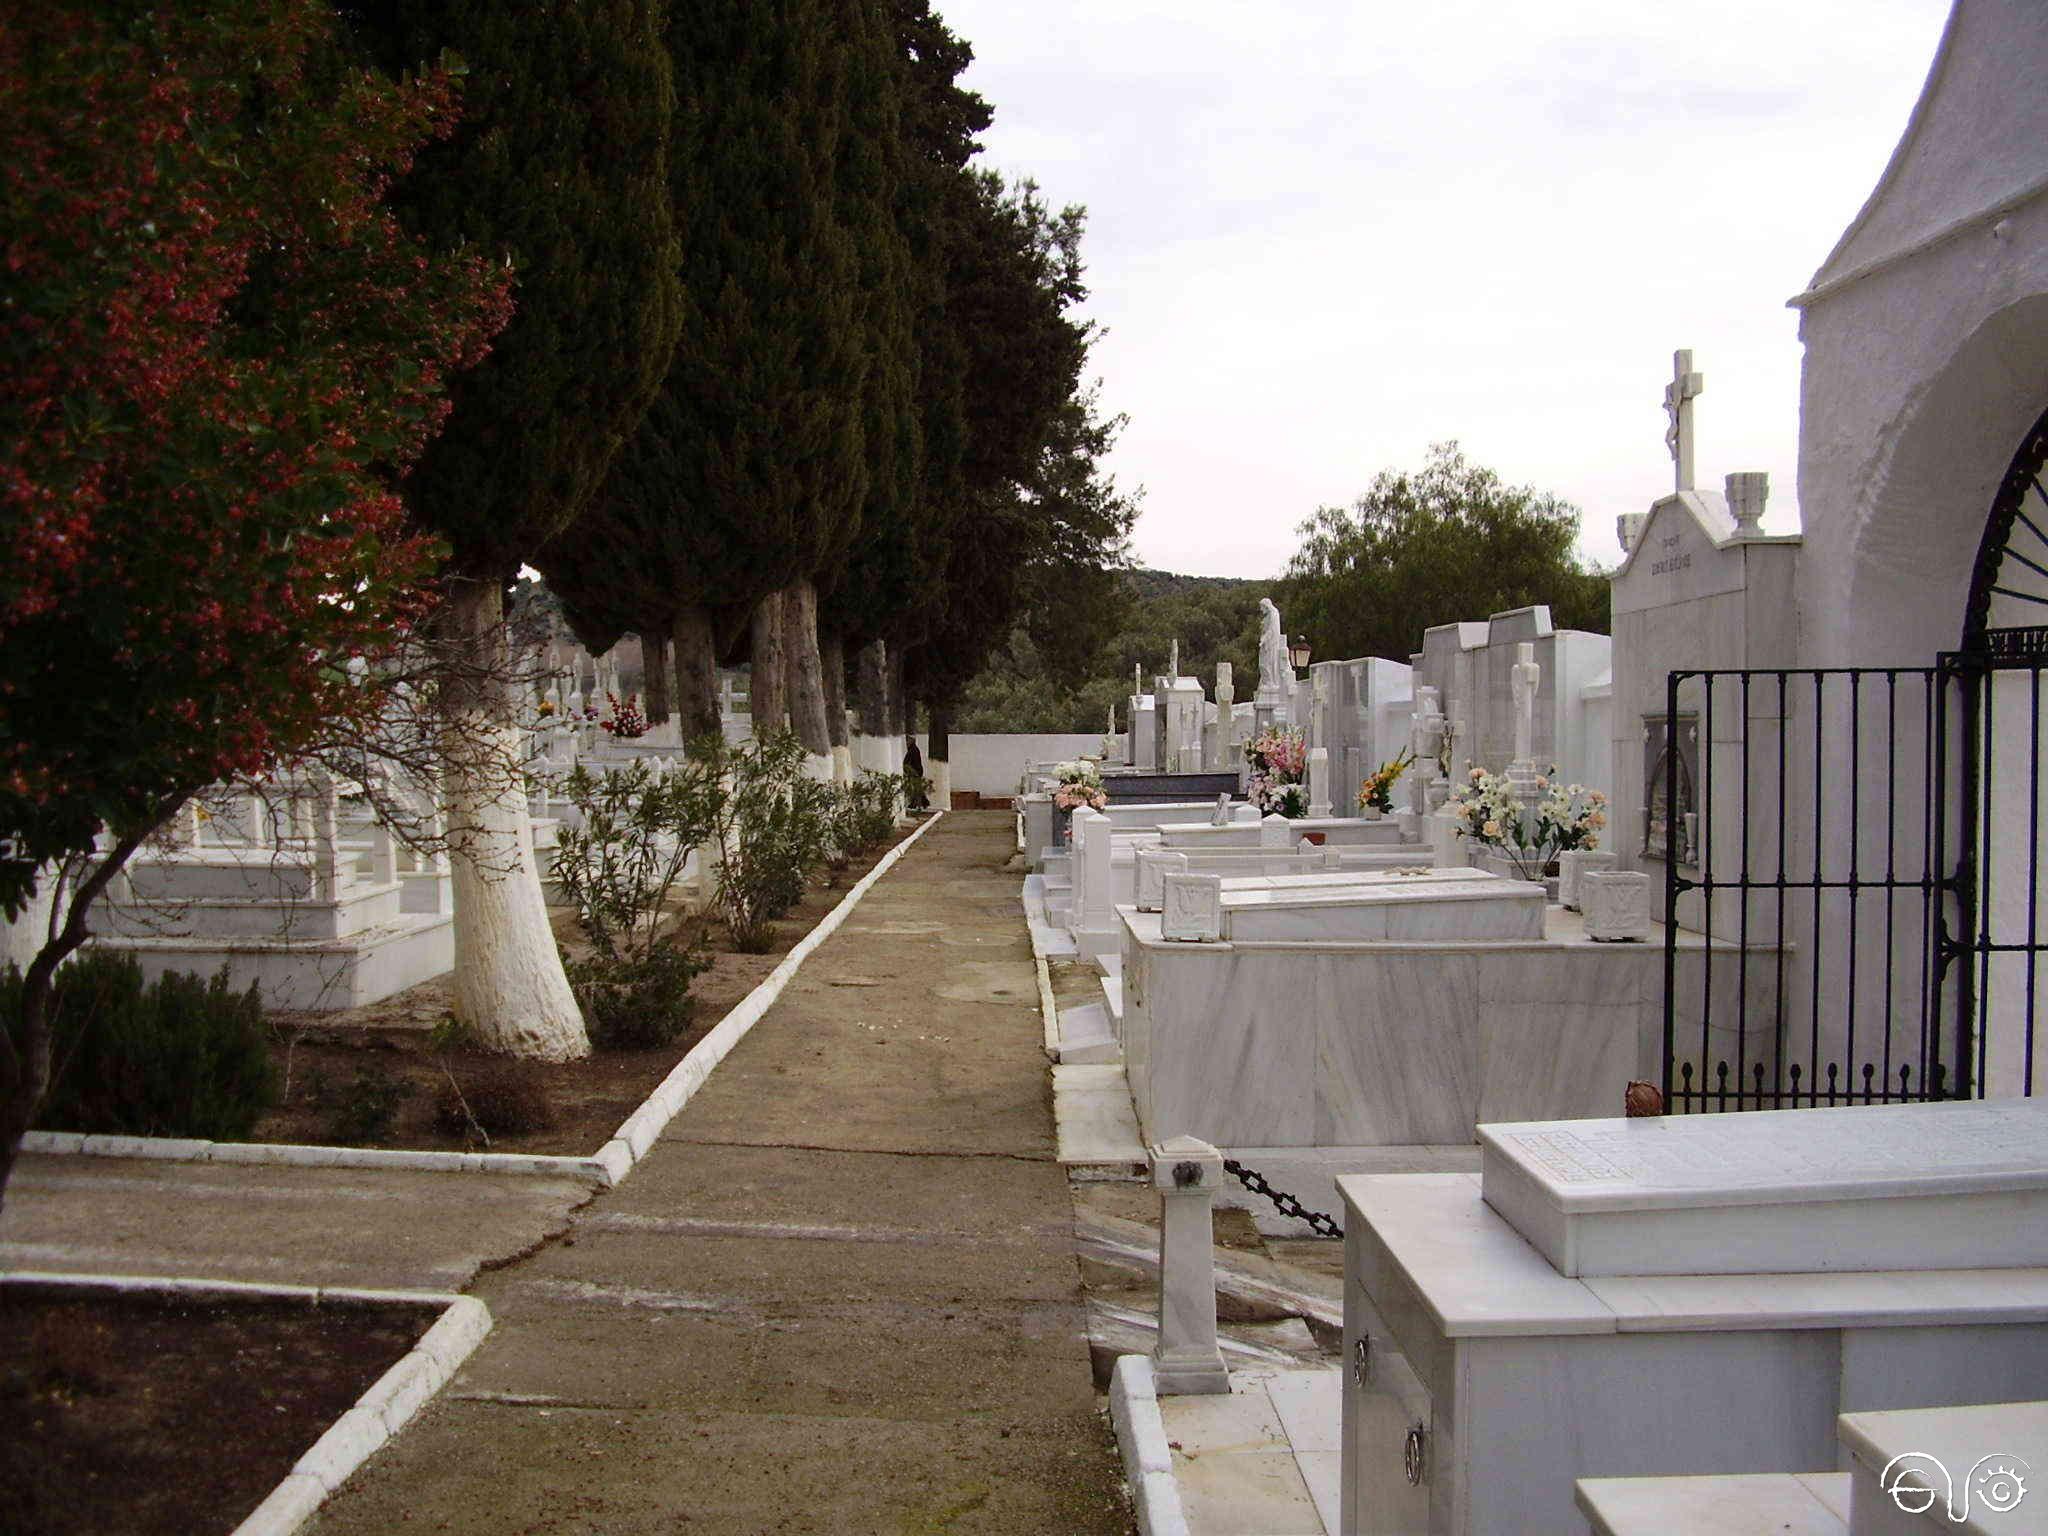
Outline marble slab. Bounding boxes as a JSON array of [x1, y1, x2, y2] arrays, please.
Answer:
[[1480, 1099, 2048, 1278], [1838, 1400, 2046, 1535], [1574, 1473, 1850, 1536], [1219, 867, 1546, 943]]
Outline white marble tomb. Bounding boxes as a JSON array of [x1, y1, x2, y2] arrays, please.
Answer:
[[1214, 867, 1546, 944], [1480, 1097, 2048, 1279]]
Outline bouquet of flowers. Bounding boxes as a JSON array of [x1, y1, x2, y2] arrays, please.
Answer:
[[1050, 759, 1107, 812], [1441, 765, 1607, 878], [1357, 746, 1414, 815], [1244, 726, 1309, 817], [599, 691, 650, 739]]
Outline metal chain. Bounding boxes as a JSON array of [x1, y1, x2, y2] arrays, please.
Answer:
[[1222, 1158, 1343, 1239]]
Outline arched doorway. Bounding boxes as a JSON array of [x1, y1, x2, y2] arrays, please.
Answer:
[[1938, 402, 2048, 1098]]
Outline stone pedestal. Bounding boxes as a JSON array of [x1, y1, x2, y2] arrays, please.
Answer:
[[1581, 870, 1651, 941], [1557, 849, 1618, 911], [1150, 1135, 1231, 1395]]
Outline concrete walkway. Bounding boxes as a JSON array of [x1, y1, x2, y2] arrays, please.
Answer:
[[303, 811, 1131, 1534]]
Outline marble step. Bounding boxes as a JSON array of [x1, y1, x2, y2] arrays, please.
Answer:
[[1028, 920, 1078, 960], [1100, 973, 1123, 1022], [1576, 1473, 1849, 1536], [1056, 1001, 1119, 1066]]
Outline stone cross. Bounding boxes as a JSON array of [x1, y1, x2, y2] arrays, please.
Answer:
[[1663, 348, 1704, 492], [1134, 662, 1143, 699], [1511, 643, 1540, 767]]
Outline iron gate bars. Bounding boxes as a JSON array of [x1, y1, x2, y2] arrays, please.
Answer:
[[1660, 666, 1955, 1114]]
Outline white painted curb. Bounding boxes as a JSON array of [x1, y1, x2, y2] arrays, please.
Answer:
[[1036, 954, 1060, 1060], [19, 813, 945, 1190], [0, 1272, 490, 1536], [1110, 1354, 1192, 1536]]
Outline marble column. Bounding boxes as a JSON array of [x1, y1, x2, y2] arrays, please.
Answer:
[[1307, 746, 1332, 819], [1077, 809, 1114, 934], [1150, 1135, 1230, 1394]]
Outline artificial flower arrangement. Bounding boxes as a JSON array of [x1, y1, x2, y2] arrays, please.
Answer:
[[599, 690, 650, 739], [1050, 758, 1108, 812], [1244, 726, 1309, 817], [1357, 746, 1415, 815], [1440, 764, 1607, 879], [536, 696, 558, 718]]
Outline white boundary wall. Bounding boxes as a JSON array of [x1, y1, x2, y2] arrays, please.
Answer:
[[908, 734, 1109, 799]]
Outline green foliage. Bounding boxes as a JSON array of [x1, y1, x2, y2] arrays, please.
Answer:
[[828, 771, 904, 864], [1279, 442, 1610, 665], [952, 572, 1271, 733], [0, 954, 275, 1140], [693, 730, 835, 953], [341, 0, 684, 578], [549, 759, 719, 963], [562, 944, 708, 1052]]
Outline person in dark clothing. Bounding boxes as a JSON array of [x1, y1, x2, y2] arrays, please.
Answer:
[[903, 739, 928, 810]]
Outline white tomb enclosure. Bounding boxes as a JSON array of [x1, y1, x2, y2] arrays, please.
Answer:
[[90, 776, 454, 1011], [1411, 606, 1612, 798], [1116, 868, 1776, 1148], [1306, 657, 1415, 819], [1339, 1099, 2048, 1536]]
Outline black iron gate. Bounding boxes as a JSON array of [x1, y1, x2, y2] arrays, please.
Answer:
[[1660, 657, 2044, 1113]]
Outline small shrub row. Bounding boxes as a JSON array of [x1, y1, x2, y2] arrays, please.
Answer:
[[1, 952, 276, 1140]]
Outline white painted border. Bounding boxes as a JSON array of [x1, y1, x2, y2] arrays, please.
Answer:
[[1109, 1354, 1192, 1536], [1036, 954, 1059, 1060], [18, 813, 946, 1189], [0, 1271, 490, 1536]]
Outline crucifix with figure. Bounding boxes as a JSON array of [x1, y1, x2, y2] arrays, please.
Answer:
[[1664, 348, 1704, 492]]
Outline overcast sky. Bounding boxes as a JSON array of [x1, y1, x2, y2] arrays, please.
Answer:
[[937, 0, 1953, 579]]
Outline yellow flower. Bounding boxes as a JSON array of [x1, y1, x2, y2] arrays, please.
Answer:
[[1481, 819, 1501, 839]]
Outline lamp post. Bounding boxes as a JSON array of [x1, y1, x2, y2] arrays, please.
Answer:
[[1288, 635, 1312, 671]]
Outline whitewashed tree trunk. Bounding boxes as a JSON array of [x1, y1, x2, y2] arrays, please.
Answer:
[[784, 580, 834, 780], [821, 630, 854, 784], [443, 580, 589, 1061]]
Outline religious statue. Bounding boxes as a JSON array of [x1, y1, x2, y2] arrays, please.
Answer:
[[1510, 643, 1540, 765], [1257, 597, 1287, 700]]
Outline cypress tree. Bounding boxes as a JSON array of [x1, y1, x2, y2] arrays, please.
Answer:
[[339, 0, 682, 1060]]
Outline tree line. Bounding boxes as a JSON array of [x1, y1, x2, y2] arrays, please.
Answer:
[[0, 0, 1135, 1190]]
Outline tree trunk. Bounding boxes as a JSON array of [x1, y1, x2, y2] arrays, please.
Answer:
[[820, 630, 852, 783], [672, 604, 721, 744], [885, 645, 908, 776], [927, 700, 953, 812], [442, 577, 589, 1061], [853, 639, 888, 770], [749, 590, 787, 738], [784, 580, 832, 761], [0, 824, 153, 1213], [642, 633, 672, 726]]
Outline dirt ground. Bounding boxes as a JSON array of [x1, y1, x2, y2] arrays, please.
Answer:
[[249, 839, 898, 1156], [0, 1291, 428, 1536]]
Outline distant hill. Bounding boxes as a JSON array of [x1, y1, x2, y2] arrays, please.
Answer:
[[1121, 567, 1274, 603]]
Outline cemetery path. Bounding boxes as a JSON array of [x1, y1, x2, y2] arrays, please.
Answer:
[[0, 1155, 593, 1294], [312, 810, 1134, 1536]]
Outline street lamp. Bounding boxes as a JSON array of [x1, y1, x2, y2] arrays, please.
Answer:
[[1288, 635, 1312, 671]]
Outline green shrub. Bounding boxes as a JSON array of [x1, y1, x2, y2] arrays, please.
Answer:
[[690, 729, 835, 952], [549, 757, 718, 959], [828, 770, 902, 861], [563, 942, 708, 1050], [1, 952, 276, 1140]]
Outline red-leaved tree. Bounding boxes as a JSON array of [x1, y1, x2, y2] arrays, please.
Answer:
[[0, 0, 512, 1205]]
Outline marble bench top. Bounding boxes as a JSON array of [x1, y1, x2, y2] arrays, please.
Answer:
[[1337, 1173, 2048, 1340]]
